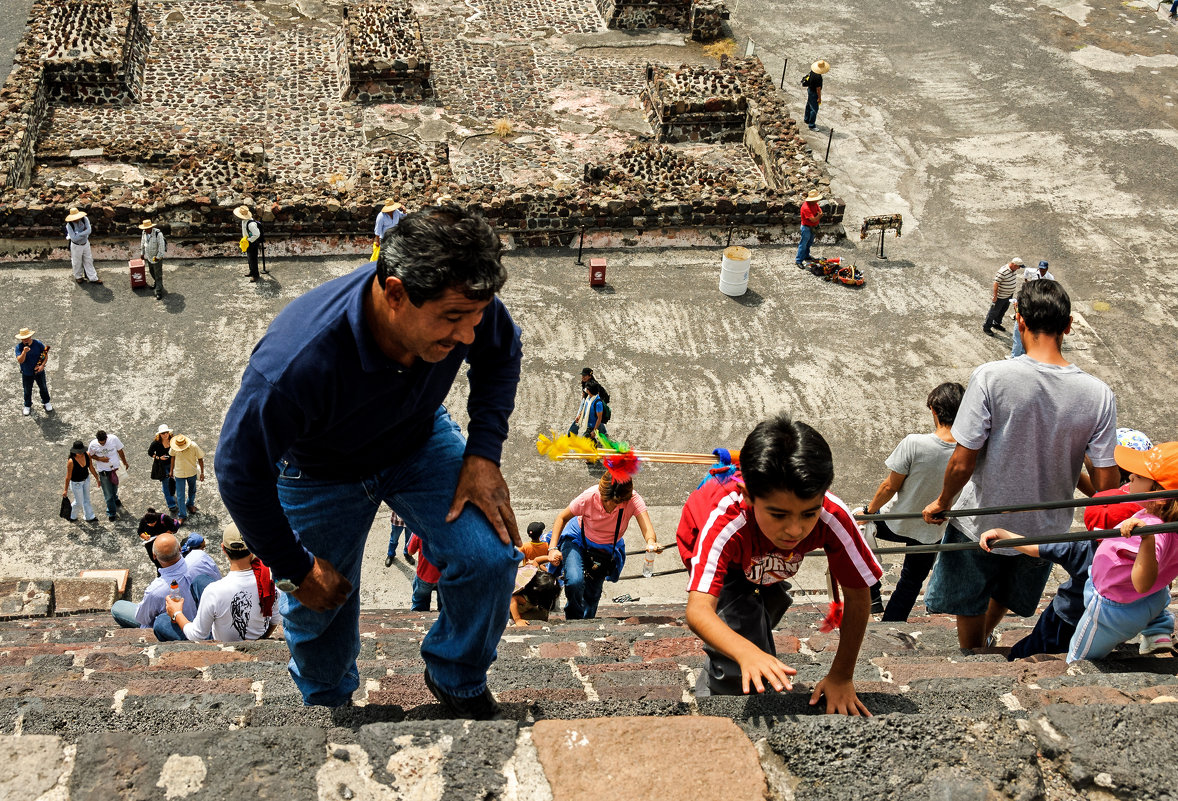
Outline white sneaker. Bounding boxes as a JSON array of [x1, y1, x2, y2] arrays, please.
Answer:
[[22, 406, 30, 416], [43, 402, 53, 412], [1140, 634, 1173, 655]]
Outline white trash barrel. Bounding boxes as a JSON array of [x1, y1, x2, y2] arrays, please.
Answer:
[[719, 246, 751, 296]]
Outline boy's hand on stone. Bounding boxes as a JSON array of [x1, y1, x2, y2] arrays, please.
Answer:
[[739, 652, 796, 695], [810, 675, 871, 716]]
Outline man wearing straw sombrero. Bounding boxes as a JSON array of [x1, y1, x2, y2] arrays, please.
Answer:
[[139, 219, 166, 299], [218, 203, 522, 718], [802, 59, 830, 131], [796, 189, 823, 267], [65, 207, 100, 285], [14, 326, 53, 416], [373, 200, 405, 251], [234, 205, 264, 283]]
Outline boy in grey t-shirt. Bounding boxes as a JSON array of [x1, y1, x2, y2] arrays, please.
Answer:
[[922, 280, 1119, 650]]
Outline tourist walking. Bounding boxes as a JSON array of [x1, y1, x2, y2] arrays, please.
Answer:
[[234, 205, 264, 283], [169, 433, 205, 524], [89, 430, 129, 521], [148, 424, 178, 513], [373, 200, 405, 251], [982, 257, 1022, 335], [923, 280, 1120, 649], [62, 440, 99, 522], [140, 219, 166, 299], [14, 326, 53, 417], [65, 208, 100, 284], [802, 59, 829, 130], [862, 382, 964, 621], [217, 205, 523, 718], [796, 190, 823, 267], [1010, 260, 1054, 358]]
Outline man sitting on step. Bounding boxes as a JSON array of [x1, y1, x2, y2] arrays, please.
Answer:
[[110, 533, 200, 639], [165, 523, 278, 642]]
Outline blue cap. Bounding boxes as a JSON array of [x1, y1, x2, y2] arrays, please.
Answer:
[[1037, 260, 1049, 270], [180, 533, 205, 556]]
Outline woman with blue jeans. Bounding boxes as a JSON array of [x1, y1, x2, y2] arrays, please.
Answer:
[[62, 440, 99, 522], [549, 475, 660, 619], [148, 424, 178, 512]]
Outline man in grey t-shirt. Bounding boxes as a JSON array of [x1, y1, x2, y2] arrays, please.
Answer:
[[922, 280, 1119, 649]]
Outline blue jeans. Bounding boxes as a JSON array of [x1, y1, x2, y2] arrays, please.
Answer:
[[796, 225, 815, 264], [559, 519, 609, 620], [97, 470, 119, 517], [875, 521, 936, 622], [159, 477, 177, 510], [1010, 326, 1025, 358], [69, 479, 96, 521], [111, 599, 140, 628], [21, 372, 49, 407], [387, 520, 409, 557], [804, 90, 819, 126], [175, 475, 198, 517], [1171, 0, 1177, 14], [1067, 579, 1175, 662], [276, 407, 518, 706], [152, 574, 215, 641], [412, 576, 440, 612]]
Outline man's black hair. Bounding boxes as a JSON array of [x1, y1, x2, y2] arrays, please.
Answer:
[[1017, 279, 1070, 337], [585, 379, 603, 397], [926, 382, 965, 427], [96, 430, 107, 441], [376, 205, 506, 306], [740, 413, 834, 500]]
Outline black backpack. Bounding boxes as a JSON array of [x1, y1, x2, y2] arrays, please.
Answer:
[[597, 397, 612, 426], [800, 72, 811, 87]]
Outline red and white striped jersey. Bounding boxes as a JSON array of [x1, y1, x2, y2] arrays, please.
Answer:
[[678, 475, 882, 597]]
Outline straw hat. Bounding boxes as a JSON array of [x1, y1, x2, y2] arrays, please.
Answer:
[[381, 201, 404, 213], [156, 423, 172, 436], [233, 205, 252, 220], [171, 434, 191, 451], [811, 60, 830, 74], [804, 189, 823, 202], [65, 207, 87, 222], [14, 327, 34, 340], [138, 219, 154, 230]]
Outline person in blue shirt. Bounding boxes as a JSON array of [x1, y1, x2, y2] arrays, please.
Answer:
[[217, 205, 523, 718], [14, 326, 53, 416]]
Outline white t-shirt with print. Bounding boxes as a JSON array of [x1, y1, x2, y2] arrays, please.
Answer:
[[88, 435, 124, 473], [182, 569, 273, 642]]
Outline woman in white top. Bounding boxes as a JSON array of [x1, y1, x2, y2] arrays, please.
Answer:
[[863, 382, 965, 621]]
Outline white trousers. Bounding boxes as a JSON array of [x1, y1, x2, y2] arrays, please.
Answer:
[[70, 242, 98, 281]]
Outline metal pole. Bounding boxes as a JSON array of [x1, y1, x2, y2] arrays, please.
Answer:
[[576, 226, 585, 265], [824, 128, 833, 163], [858, 487, 1178, 522], [726, 226, 734, 247], [780, 57, 788, 89], [877, 229, 887, 259]]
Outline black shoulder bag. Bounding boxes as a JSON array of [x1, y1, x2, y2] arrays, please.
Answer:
[[582, 509, 623, 583]]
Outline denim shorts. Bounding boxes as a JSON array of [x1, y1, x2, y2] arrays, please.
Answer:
[[924, 524, 1053, 617]]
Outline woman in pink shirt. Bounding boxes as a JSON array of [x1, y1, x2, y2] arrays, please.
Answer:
[[1068, 442, 1178, 662], [549, 475, 660, 619]]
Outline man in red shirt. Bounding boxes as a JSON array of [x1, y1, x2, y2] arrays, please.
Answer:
[[796, 190, 824, 267], [680, 414, 882, 715]]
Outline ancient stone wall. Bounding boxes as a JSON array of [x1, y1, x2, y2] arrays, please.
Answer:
[[344, 0, 432, 102], [688, 0, 728, 42], [642, 62, 747, 144], [41, 0, 149, 105]]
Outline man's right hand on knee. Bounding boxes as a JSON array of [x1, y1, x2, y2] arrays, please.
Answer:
[[293, 556, 352, 611]]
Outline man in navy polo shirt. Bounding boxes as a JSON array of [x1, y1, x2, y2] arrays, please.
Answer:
[[217, 205, 522, 717]]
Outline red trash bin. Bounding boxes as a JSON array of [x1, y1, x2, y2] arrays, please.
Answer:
[[128, 258, 147, 289], [589, 257, 606, 287]]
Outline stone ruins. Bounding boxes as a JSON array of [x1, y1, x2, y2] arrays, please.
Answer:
[[0, 0, 842, 251]]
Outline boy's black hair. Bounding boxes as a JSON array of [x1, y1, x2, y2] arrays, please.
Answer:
[[926, 382, 965, 427], [519, 569, 561, 611], [526, 522, 545, 541], [1017, 279, 1070, 336], [740, 413, 834, 500]]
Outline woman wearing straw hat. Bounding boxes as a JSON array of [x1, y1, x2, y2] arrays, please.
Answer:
[[373, 200, 405, 252], [65, 208, 100, 285], [234, 206, 264, 283], [802, 59, 830, 131], [139, 219, 166, 299]]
